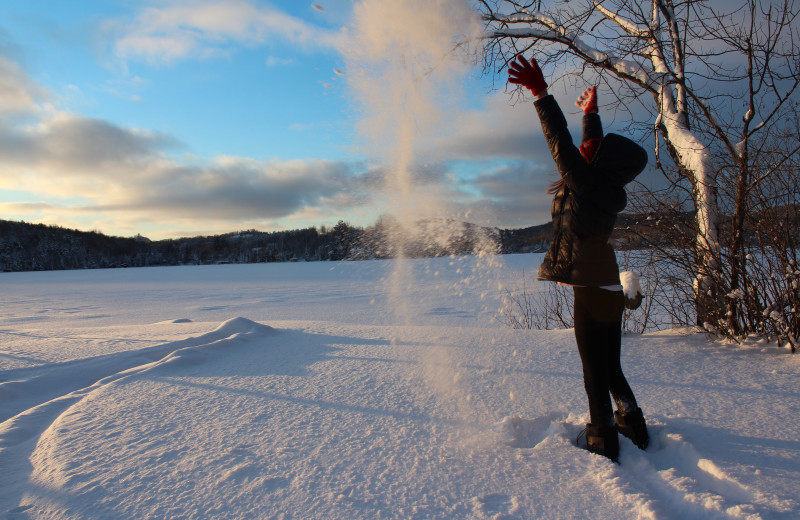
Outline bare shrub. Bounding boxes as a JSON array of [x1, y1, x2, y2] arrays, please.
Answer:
[[498, 252, 663, 334], [498, 271, 572, 330]]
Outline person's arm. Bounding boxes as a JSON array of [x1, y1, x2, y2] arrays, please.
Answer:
[[508, 55, 581, 178], [533, 95, 588, 189], [576, 87, 603, 162], [508, 56, 597, 192]]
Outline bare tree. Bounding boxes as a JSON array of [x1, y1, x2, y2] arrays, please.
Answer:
[[477, 0, 800, 332]]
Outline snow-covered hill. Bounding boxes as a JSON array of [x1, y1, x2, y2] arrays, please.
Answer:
[[1, 256, 797, 519]]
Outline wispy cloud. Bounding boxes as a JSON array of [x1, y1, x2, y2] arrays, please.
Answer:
[[111, 0, 343, 65], [0, 56, 46, 114], [0, 113, 180, 171], [0, 113, 379, 231]]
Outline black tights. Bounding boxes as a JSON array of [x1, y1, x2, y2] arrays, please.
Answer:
[[573, 286, 638, 427]]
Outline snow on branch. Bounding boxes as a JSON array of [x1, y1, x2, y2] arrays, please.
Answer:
[[594, 2, 651, 39], [487, 11, 660, 91]]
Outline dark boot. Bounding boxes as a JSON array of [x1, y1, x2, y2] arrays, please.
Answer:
[[585, 424, 619, 463], [615, 407, 649, 450]]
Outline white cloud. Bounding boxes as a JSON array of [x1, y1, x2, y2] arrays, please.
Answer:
[[0, 56, 46, 115], [112, 0, 344, 65], [0, 113, 378, 223]]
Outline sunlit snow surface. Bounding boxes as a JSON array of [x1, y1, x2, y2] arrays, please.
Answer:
[[1, 256, 798, 519]]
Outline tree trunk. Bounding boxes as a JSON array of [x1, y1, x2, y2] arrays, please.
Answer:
[[657, 108, 722, 327], [727, 158, 750, 336]]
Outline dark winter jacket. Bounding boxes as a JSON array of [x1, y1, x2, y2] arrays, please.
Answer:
[[534, 95, 647, 286]]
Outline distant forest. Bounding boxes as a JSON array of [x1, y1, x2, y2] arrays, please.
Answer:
[[0, 216, 652, 273]]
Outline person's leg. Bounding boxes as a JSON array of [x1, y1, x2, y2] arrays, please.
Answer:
[[573, 286, 619, 460], [572, 286, 615, 427], [601, 290, 639, 414], [599, 289, 649, 449]]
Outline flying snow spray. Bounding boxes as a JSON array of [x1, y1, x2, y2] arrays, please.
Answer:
[[342, 0, 489, 320], [342, 1, 507, 427]]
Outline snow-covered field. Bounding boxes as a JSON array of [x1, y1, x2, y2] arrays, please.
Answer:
[[1, 255, 798, 519]]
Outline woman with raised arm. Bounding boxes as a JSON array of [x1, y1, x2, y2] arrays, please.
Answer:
[[508, 55, 650, 463]]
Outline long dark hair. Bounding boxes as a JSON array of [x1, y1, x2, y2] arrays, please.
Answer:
[[546, 176, 564, 196]]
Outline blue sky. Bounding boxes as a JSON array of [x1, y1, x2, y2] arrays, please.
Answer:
[[0, 0, 574, 240]]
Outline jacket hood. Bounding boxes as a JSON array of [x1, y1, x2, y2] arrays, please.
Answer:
[[591, 133, 648, 186]]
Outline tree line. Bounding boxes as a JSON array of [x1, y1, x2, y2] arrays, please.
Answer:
[[0, 218, 557, 273], [1, 210, 728, 274]]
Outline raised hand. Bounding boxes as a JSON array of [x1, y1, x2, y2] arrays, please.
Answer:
[[508, 55, 548, 98], [575, 86, 598, 114]]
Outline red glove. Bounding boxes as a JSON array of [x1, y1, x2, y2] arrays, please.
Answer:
[[508, 55, 548, 97], [575, 86, 598, 114]]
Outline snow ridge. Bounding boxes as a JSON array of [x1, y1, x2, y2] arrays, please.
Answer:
[[0, 317, 276, 480], [0, 317, 276, 435]]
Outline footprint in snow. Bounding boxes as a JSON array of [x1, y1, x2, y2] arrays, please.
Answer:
[[609, 424, 761, 518], [496, 412, 567, 449], [650, 428, 754, 502], [472, 493, 521, 519]]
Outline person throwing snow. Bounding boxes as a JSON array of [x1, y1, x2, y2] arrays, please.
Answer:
[[508, 55, 649, 462]]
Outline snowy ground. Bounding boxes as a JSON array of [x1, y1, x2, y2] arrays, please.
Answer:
[[1, 255, 798, 519]]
